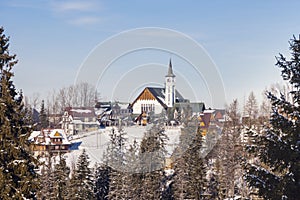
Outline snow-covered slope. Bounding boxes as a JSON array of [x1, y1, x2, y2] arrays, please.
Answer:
[[65, 126, 181, 168]]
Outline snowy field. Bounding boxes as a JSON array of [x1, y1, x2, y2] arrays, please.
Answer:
[[64, 126, 182, 168]]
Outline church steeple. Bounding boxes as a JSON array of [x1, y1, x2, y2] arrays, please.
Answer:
[[165, 59, 176, 108], [166, 59, 175, 77]]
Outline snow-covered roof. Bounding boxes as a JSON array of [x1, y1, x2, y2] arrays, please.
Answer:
[[29, 131, 41, 141], [70, 109, 92, 113], [95, 108, 108, 116], [65, 107, 96, 118], [204, 109, 215, 114], [70, 120, 99, 125], [118, 103, 130, 110], [29, 129, 71, 145]]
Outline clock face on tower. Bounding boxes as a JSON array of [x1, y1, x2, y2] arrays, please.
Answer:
[[167, 78, 170, 82]]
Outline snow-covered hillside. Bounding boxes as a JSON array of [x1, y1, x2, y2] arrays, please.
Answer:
[[65, 125, 182, 168]]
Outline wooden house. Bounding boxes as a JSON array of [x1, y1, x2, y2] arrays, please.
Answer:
[[29, 129, 71, 156]]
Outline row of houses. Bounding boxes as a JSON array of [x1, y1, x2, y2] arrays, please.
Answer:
[[37, 103, 131, 135]]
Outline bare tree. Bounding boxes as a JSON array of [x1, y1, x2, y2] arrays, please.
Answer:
[[77, 82, 96, 107], [24, 82, 97, 119], [30, 92, 40, 109]]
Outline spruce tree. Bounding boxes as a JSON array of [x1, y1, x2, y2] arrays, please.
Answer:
[[106, 128, 127, 200], [244, 35, 300, 199], [39, 99, 48, 129], [37, 154, 55, 199], [94, 163, 110, 200], [0, 27, 39, 199], [69, 149, 95, 199], [138, 125, 168, 200], [53, 154, 70, 199], [123, 139, 142, 199]]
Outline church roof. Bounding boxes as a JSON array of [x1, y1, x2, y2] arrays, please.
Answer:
[[131, 87, 185, 109]]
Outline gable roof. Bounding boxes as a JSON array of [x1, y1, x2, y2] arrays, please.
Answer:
[[131, 87, 185, 109]]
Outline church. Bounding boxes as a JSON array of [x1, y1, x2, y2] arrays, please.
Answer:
[[130, 60, 205, 116]]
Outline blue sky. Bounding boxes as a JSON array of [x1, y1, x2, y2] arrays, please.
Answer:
[[1, 0, 300, 108]]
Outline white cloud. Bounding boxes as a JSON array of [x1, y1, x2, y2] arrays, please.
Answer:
[[49, 1, 103, 26], [52, 1, 100, 12], [68, 16, 101, 25]]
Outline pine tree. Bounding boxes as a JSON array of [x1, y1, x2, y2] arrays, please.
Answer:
[[138, 125, 168, 200], [53, 154, 70, 199], [39, 99, 48, 129], [37, 153, 55, 199], [123, 139, 142, 199], [106, 128, 127, 200], [69, 149, 95, 199], [0, 27, 39, 199], [245, 35, 300, 200], [94, 163, 110, 200]]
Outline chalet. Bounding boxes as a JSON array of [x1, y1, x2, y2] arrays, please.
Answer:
[[62, 107, 99, 134], [29, 129, 71, 156]]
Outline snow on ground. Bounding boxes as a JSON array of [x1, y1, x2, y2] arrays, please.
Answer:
[[65, 125, 181, 168]]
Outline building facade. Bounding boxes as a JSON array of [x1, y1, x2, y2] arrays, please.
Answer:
[[29, 129, 71, 156], [130, 60, 186, 115]]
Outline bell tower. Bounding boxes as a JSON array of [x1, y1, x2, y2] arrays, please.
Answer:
[[165, 59, 176, 107]]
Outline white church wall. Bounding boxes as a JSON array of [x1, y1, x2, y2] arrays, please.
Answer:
[[132, 99, 163, 115]]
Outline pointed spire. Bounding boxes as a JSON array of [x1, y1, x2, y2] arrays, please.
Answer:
[[166, 59, 175, 77]]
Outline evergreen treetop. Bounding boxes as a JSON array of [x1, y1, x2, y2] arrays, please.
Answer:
[[69, 149, 95, 199], [245, 35, 300, 200], [0, 27, 39, 199], [39, 99, 48, 129]]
